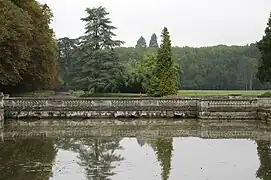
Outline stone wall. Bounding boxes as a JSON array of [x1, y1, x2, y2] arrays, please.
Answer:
[[198, 98, 258, 120], [4, 97, 199, 119], [3, 96, 271, 120]]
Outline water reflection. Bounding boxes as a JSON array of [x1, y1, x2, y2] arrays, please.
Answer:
[[155, 138, 173, 180], [256, 140, 271, 180], [0, 138, 56, 180], [56, 137, 124, 180], [0, 129, 271, 179]]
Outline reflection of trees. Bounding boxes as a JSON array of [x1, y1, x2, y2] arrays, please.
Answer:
[[136, 136, 157, 151], [155, 138, 173, 180], [56, 137, 124, 180], [0, 138, 56, 180], [256, 140, 271, 180]]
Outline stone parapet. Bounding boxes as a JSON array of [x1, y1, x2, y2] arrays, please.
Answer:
[[2, 96, 271, 120]]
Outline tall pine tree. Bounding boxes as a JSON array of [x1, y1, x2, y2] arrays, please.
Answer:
[[149, 33, 159, 48], [75, 6, 124, 92], [257, 12, 271, 83], [148, 27, 179, 97]]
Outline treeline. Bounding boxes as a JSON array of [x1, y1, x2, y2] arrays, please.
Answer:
[[0, 0, 59, 93], [1, 2, 271, 94], [59, 39, 269, 92], [57, 6, 271, 93]]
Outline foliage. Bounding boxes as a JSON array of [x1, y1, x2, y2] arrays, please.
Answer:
[[55, 8, 270, 93], [135, 36, 147, 48], [57, 37, 79, 89], [71, 6, 124, 93], [130, 51, 157, 93], [149, 33, 159, 48], [256, 13, 271, 83], [0, 0, 59, 93], [58, 38, 267, 93], [148, 27, 179, 97]]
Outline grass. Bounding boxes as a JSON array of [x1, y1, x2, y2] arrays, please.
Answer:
[[80, 90, 268, 97], [177, 90, 268, 97], [80, 92, 147, 97], [13, 90, 55, 97], [12, 90, 269, 97]]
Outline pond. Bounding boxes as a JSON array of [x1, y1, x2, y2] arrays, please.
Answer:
[[0, 119, 270, 180]]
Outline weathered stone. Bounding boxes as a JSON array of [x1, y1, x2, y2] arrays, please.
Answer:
[[2, 96, 271, 121], [3, 119, 271, 140]]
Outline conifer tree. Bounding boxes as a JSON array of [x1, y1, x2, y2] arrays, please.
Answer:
[[76, 6, 124, 92], [149, 33, 159, 48], [257, 12, 271, 83], [148, 27, 179, 97], [135, 36, 147, 48]]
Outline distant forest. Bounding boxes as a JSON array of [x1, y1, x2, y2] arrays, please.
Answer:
[[58, 38, 269, 92]]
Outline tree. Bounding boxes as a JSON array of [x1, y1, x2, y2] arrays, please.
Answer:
[[256, 12, 271, 83], [15, 1, 59, 91], [131, 51, 157, 93], [148, 27, 179, 97], [80, 6, 124, 51], [135, 36, 147, 48], [149, 33, 159, 48], [75, 6, 124, 92], [0, 0, 59, 93], [0, 0, 33, 90], [57, 37, 80, 89]]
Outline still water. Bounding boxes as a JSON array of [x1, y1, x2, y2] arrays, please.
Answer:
[[0, 120, 271, 180]]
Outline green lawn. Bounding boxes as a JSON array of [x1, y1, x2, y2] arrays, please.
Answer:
[[177, 90, 268, 96], [13, 90, 269, 97], [80, 90, 268, 97]]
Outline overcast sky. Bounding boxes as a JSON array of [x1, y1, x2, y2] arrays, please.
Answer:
[[38, 0, 271, 47]]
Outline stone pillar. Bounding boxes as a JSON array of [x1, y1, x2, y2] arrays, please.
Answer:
[[198, 99, 210, 119], [0, 93, 4, 129]]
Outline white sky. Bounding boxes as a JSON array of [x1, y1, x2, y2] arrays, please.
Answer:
[[38, 0, 271, 47]]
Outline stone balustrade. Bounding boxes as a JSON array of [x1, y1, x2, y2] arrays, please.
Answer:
[[3, 96, 271, 120]]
